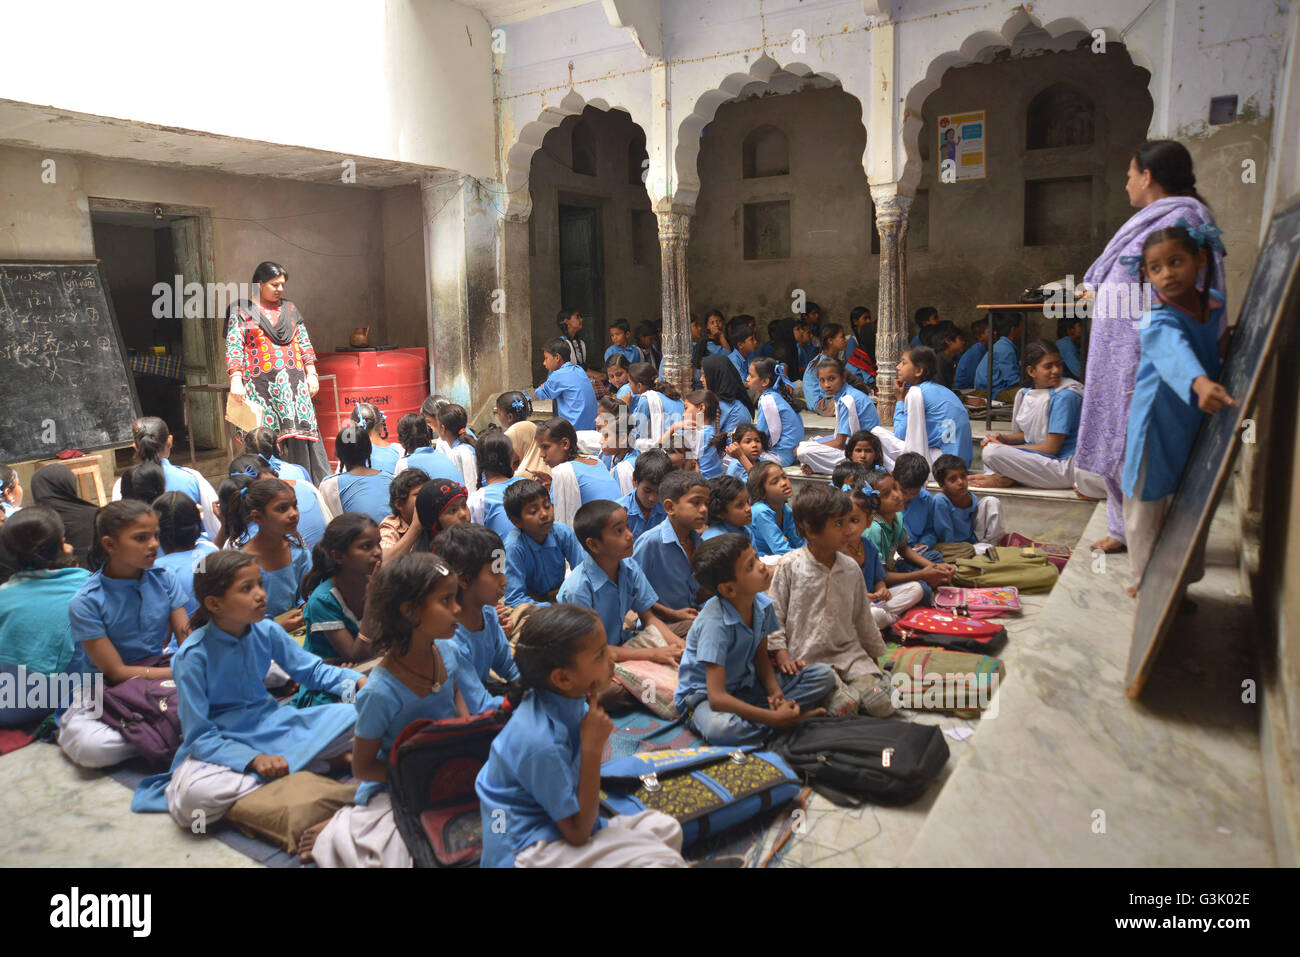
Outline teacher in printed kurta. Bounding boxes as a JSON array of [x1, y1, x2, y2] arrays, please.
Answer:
[[225, 261, 330, 482], [1074, 141, 1225, 553]]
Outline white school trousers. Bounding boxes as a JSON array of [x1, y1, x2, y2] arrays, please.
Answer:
[[164, 730, 353, 829], [870, 581, 925, 630], [874, 427, 907, 472], [794, 427, 905, 475], [981, 443, 1075, 489], [971, 496, 1004, 545], [58, 686, 138, 768], [512, 809, 688, 868], [311, 792, 411, 868], [1121, 455, 1205, 592]]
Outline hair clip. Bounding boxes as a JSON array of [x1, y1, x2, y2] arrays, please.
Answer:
[[1174, 218, 1227, 256], [839, 483, 856, 493], [239, 464, 260, 478], [866, 490, 881, 509], [356, 413, 369, 429], [238, 485, 249, 496]]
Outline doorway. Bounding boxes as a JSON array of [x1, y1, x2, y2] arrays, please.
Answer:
[[558, 203, 604, 365]]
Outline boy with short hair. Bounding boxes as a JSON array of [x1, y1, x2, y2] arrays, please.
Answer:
[[534, 337, 598, 431], [791, 318, 819, 378], [954, 317, 989, 391], [864, 468, 955, 602], [502, 479, 585, 608], [911, 306, 940, 347], [894, 452, 944, 562], [632, 470, 710, 630], [558, 499, 681, 660], [769, 484, 894, 717], [1057, 315, 1084, 381], [618, 448, 672, 539], [932, 453, 1003, 559], [674, 534, 836, 745], [605, 317, 643, 365], [727, 322, 758, 383], [635, 321, 662, 371]]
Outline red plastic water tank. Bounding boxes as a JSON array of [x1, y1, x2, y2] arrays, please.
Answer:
[[313, 347, 428, 464]]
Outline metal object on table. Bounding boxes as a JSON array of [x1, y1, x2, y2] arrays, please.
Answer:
[[181, 377, 341, 465]]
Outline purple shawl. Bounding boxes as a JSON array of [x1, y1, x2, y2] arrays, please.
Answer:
[[1074, 196, 1225, 476]]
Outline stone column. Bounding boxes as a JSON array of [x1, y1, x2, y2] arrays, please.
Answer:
[[656, 207, 693, 398], [870, 188, 912, 424]]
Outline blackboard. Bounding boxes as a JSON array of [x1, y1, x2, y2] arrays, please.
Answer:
[[1126, 196, 1300, 695], [0, 260, 140, 461]]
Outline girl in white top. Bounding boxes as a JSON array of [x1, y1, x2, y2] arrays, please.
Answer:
[[433, 403, 479, 494]]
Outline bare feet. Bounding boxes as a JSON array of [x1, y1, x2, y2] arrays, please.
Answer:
[[1073, 485, 1100, 502], [800, 464, 814, 475], [1091, 536, 1127, 553], [967, 474, 1015, 488], [298, 820, 329, 864], [1126, 584, 1138, 599]]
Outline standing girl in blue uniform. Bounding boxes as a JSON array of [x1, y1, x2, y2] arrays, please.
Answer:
[[351, 402, 401, 475], [59, 501, 190, 767], [1123, 226, 1234, 595], [319, 426, 395, 525], [475, 604, 687, 867], [304, 552, 473, 866], [537, 417, 622, 529], [746, 462, 803, 557], [746, 358, 804, 466], [156, 550, 362, 828], [796, 358, 885, 474], [226, 476, 311, 631], [893, 346, 973, 468]]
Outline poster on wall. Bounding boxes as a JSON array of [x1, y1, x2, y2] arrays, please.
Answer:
[[937, 110, 986, 181]]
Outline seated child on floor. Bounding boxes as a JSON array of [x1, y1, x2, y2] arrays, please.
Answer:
[[433, 403, 480, 494], [468, 430, 524, 540], [702, 474, 757, 548], [502, 480, 585, 608], [596, 397, 639, 493], [60, 501, 190, 769], [894, 452, 944, 562], [476, 605, 688, 868], [632, 470, 711, 631], [537, 417, 622, 529], [673, 533, 836, 746], [557, 500, 681, 662], [161, 550, 362, 830], [617, 447, 671, 539], [413, 478, 471, 552], [747, 462, 803, 557], [932, 454, 1004, 560], [301, 513, 381, 661], [768, 484, 893, 717], [843, 429, 884, 472], [302, 553, 470, 868], [863, 468, 955, 605], [224, 476, 311, 631], [722, 422, 768, 479], [153, 491, 219, 622], [837, 473, 926, 630]]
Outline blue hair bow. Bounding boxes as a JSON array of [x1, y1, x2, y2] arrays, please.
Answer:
[[1118, 254, 1143, 277], [773, 363, 798, 390], [1174, 217, 1227, 256], [237, 463, 261, 479], [839, 483, 855, 493]]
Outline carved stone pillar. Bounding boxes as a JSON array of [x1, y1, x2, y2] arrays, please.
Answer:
[[656, 208, 693, 398], [871, 189, 912, 424]]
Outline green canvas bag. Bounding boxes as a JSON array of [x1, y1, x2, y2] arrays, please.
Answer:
[[951, 546, 1059, 592]]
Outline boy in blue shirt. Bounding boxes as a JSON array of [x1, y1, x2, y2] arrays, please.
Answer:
[[533, 338, 598, 431], [1057, 316, 1084, 381], [502, 480, 585, 608], [953, 316, 988, 391], [727, 321, 758, 383], [604, 317, 643, 365], [931, 454, 1003, 557], [673, 533, 836, 745], [894, 452, 944, 562], [617, 449, 671, 540], [632, 471, 709, 631], [558, 500, 681, 661], [973, 313, 1023, 401], [911, 306, 940, 347]]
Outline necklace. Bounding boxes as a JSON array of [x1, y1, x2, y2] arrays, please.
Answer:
[[385, 652, 443, 690]]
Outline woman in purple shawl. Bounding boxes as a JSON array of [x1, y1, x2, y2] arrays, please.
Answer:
[[1076, 141, 1225, 552]]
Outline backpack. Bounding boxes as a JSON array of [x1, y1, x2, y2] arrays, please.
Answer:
[[999, 532, 1072, 572], [99, 655, 181, 769], [387, 708, 510, 868], [934, 585, 1021, 619], [773, 715, 949, 806], [951, 547, 1059, 592], [600, 745, 800, 846], [893, 608, 1008, 654]]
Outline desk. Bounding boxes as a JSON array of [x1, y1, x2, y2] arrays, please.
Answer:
[[181, 377, 341, 465]]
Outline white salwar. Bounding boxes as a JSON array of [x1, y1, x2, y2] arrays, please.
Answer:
[[57, 685, 138, 768], [981, 380, 1083, 489], [311, 791, 412, 868], [869, 581, 927, 631], [633, 391, 666, 453], [512, 810, 688, 868], [549, 461, 583, 529]]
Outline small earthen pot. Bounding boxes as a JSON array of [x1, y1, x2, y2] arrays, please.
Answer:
[[349, 326, 371, 348]]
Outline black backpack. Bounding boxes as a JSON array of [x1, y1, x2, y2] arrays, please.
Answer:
[[773, 716, 950, 807]]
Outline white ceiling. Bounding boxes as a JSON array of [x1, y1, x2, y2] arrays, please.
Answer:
[[454, 0, 595, 26]]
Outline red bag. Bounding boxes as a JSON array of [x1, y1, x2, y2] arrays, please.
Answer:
[[893, 609, 1008, 654]]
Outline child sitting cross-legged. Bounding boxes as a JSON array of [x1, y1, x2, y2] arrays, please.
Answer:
[[557, 500, 682, 666], [768, 483, 894, 717], [838, 474, 926, 630], [747, 461, 803, 558], [863, 468, 955, 605], [632, 470, 711, 634], [674, 533, 836, 745], [476, 604, 688, 867], [931, 454, 1003, 561], [502, 479, 585, 613], [893, 452, 944, 563]]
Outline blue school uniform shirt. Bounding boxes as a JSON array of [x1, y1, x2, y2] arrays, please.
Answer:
[[67, 566, 186, 673], [893, 380, 974, 466], [973, 337, 1021, 394], [723, 456, 749, 480], [729, 348, 751, 383], [718, 398, 749, 436], [335, 472, 394, 525], [632, 520, 702, 611], [953, 341, 987, 390], [535, 363, 597, 431], [831, 383, 881, 437], [615, 383, 634, 405], [674, 593, 777, 714], [1123, 297, 1225, 501], [155, 541, 219, 618], [902, 488, 939, 549], [702, 521, 758, 549], [369, 443, 402, 475], [557, 556, 658, 646], [750, 502, 803, 556], [133, 618, 361, 812], [795, 341, 819, 376], [476, 687, 604, 867], [617, 488, 667, 540], [696, 424, 724, 478], [933, 492, 980, 545], [158, 458, 201, 504], [270, 457, 313, 484], [503, 523, 585, 606], [604, 343, 641, 364], [302, 579, 361, 660], [351, 656, 464, 806], [246, 542, 311, 619], [754, 389, 804, 466], [453, 605, 520, 684], [860, 536, 888, 590], [290, 480, 327, 550], [630, 391, 685, 443], [569, 458, 622, 505], [802, 353, 828, 410], [1020, 386, 1084, 459], [1057, 336, 1083, 380], [403, 446, 464, 484], [0, 567, 91, 676], [478, 477, 525, 540]]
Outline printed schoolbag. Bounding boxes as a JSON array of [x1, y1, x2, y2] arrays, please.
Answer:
[[893, 608, 1008, 654], [772, 715, 950, 806], [933, 585, 1022, 619], [387, 708, 510, 868]]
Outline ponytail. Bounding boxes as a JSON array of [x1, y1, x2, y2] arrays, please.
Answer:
[[131, 416, 170, 465], [437, 404, 476, 450], [301, 513, 378, 599], [629, 362, 681, 402], [351, 402, 388, 440], [495, 392, 532, 426], [750, 357, 794, 402]]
